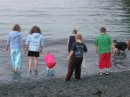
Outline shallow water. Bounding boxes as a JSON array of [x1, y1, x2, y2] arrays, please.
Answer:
[[0, 40, 130, 81], [0, 0, 130, 81]]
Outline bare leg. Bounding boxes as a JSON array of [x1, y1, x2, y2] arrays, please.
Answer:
[[34, 57, 38, 70], [34, 57, 38, 75], [29, 57, 33, 74]]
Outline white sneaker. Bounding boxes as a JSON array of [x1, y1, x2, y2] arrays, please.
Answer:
[[99, 72, 103, 75], [105, 71, 109, 75]]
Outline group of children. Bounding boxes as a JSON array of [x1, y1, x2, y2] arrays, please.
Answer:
[[65, 27, 130, 81], [4, 24, 130, 80], [5, 24, 56, 78]]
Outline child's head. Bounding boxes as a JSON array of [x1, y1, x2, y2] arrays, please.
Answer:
[[113, 40, 117, 43], [100, 27, 107, 33], [75, 34, 82, 41], [12, 24, 21, 32], [46, 51, 51, 54], [30, 26, 41, 34], [72, 29, 77, 35]]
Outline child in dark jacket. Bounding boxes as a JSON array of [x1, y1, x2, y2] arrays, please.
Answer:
[[65, 34, 87, 81], [67, 29, 77, 52]]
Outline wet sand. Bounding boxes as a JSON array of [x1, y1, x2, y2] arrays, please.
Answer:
[[0, 71, 130, 97]]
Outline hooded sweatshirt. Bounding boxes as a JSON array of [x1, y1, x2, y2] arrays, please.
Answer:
[[7, 31, 23, 49], [26, 33, 44, 52], [44, 53, 56, 68]]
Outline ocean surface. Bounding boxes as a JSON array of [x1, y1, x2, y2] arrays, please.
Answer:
[[0, 0, 130, 81]]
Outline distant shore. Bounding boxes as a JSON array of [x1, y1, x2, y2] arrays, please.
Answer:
[[0, 71, 130, 97]]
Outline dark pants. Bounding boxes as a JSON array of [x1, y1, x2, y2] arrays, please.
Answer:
[[65, 60, 82, 81]]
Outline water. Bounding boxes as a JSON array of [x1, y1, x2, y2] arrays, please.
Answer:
[[0, 0, 130, 81], [0, 0, 130, 40]]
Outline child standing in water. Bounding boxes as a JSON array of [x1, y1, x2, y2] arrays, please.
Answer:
[[25, 26, 44, 76], [44, 51, 56, 77], [112, 40, 128, 54], [5, 24, 23, 72], [95, 27, 112, 75], [67, 29, 77, 52], [65, 34, 87, 81]]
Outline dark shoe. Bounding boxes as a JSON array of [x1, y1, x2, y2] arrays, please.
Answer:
[[29, 70, 32, 75], [64, 78, 70, 81], [75, 78, 81, 80], [35, 70, 38, 76]]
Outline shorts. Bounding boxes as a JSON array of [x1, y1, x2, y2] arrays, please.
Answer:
[[99, 52, 112, 69], [28, 51, 39, 57]]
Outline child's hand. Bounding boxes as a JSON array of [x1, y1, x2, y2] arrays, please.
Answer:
[[4, 48, 8, 52], [40, 49, 43, 53], [24, 50, 26, 54], [95, 47, 98, 54], [67, 57, 70, 61]]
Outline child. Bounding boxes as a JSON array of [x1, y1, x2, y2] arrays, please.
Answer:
[[5, 24, 23, 72], [25, 26, 44, 76], [112, 40, 128, 54], [44, 51, 56, 77], [67, 29, 77, 52], [65, 34, 87, 81], [95, 27, 112, 75]]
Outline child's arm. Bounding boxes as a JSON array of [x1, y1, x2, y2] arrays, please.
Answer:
[[5, 44, 9, 51], [95, 38, 98, 53], [111, 43, 116, 53], [24, 45, 28, 54], [67, 50, 74, 61], [20, 33, 25, 52], [40, 47, 43, 53], [95, 46, 98, 53], [24, 35, 31, 54], [84, 44, 87, 52]]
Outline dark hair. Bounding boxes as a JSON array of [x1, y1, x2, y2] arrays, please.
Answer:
[[30, 26, 41, 34], [73, 29, 77, 34], [12, 24, 21, 32], [75, 34, 82, 40], [100, 27, 107, 33], [113, 40, 117, 43]]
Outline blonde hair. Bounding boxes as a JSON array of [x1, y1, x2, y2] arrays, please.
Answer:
[[75, 34, 82, 40]]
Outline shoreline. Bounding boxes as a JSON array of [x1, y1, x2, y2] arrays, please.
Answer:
[[0, 70, 130, 97]]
